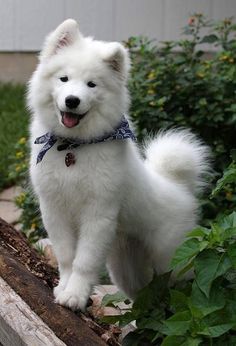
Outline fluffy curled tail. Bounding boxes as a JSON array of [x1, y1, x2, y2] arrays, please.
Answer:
[[144, 130, 211, 193]]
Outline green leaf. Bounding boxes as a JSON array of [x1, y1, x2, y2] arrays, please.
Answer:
[[199, 240, 209, 251], [213, 335, 236, 345], [209, 223, 223, 244], [200, 323, 235, 338], [101, 311, 136, 327], [170, 290, 188, 312], [101, 291, 128, 307], [212, 166, 236, 195], [170, 238, 207, 270], [189, 281, 225, 318], [133, 272, 171, 312], [224, 269, 236, 287], [208, 324, 235, 337], [136, 316, 163, 331], [231, 149, 236, 161], [228, 244, 236, 268], [195, 250, 231, 297], [101, 315, 121, 324], [122, 330, 144, 346], [222, 227, 236, 241], [161, 335, 186, 346], [136, 307, 165, 331], [195, 299, 236, 337], [199, 97, 207, 106], [157, 96, 168, 106], [176, 258, 195, 278], [181, 337, 202, 346], [119, 312, 137, 327], [163, 310, 192, 336], [186, 227, 210, 238], [218, 211, 236, 230], [224, 300, 236, 322]]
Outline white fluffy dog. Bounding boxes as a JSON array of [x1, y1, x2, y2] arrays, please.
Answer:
[[28, 19, 210, 311]]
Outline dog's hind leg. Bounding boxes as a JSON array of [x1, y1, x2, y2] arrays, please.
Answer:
[[106, 234, 153, 299]]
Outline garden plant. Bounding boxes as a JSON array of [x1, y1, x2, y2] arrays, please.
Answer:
[[0, 83, 27, 189]]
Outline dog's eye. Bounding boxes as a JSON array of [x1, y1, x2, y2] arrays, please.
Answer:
[[60, 76, 69, 82], [87, 81, 96, 88]]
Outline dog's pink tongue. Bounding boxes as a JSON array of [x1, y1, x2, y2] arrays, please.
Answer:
[[62, 112, 79, 128]]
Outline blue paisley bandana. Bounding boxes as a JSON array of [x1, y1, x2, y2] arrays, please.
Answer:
[[34, 116, 136, 164]]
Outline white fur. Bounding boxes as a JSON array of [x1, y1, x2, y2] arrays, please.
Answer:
[[28, 19, 210, 311]]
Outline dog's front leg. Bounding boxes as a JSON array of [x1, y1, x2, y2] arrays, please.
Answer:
[[39, 198, 77, 298], [55, 206, 118, 311]]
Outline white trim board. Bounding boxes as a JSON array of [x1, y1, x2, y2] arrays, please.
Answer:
[[0, 277, 65, 346]]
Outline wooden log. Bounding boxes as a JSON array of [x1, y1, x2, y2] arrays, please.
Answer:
[[0, 218, 106, 346], [0, 217, 58, 290]]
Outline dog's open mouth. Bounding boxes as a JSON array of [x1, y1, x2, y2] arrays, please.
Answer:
[[60, 111, 87, 128]]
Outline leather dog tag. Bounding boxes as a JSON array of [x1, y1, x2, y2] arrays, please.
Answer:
[[65, 152, 76, 167]]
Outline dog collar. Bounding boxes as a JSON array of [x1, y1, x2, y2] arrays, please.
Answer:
[[34, 115, 136, 164]]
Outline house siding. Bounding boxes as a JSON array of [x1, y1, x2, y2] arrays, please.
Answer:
[[0, 0, 235, 52]]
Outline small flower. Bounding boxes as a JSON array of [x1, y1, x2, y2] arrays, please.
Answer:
[[147, 71, 156, 80], [196, 72, 205, 78], [149, 101, 156, 107], [203, 61, 211, 69], [226, 191, 233, 200], [18, 137, 26, 145], [219, 55, 229, 61], [16, 192, 26, 204], [16, 151, 24, 158], [31, 223, 37, 230], [229, 58, 234, 63], [147, 89, 156, 95], [224, 18, 232, 26], [188, 16, 195, 26], [15, 165, 21, 172]]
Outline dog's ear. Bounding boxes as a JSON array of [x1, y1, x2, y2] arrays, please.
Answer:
[[40, 19, 80, 60], [103, 42, 130, 80]]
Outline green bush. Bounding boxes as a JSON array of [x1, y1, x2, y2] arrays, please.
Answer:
[[126, 14, 236, 173], [9, 137, 45, 244], [0, 83, 28, 189]]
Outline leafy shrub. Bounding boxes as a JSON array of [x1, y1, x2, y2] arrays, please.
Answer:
[[209, 149, 236, 221], [102, 160, 236, 345], [0, 83, 28, 189], [9, 137, 45, 243], [212, 150, 236, 198], [15, 189, 46, 243], [8, 137, 28, 182], [126, 14, 236, 173]]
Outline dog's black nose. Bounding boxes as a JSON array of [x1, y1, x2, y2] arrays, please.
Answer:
[[65, 95, 80, 109]]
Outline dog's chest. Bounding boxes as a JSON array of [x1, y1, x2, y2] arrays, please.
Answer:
[[31, 141, 125, 205]]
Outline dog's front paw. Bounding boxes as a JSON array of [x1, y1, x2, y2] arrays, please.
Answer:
[[54, 276, 71, 299], [55, 290, 88, 311], [53, 282, 65, 299]]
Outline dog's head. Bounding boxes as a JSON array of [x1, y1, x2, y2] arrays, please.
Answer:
[[28, 19, 130, 139]]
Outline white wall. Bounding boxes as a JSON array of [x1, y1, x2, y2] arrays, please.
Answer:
[[0, 0, 236, 51]]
